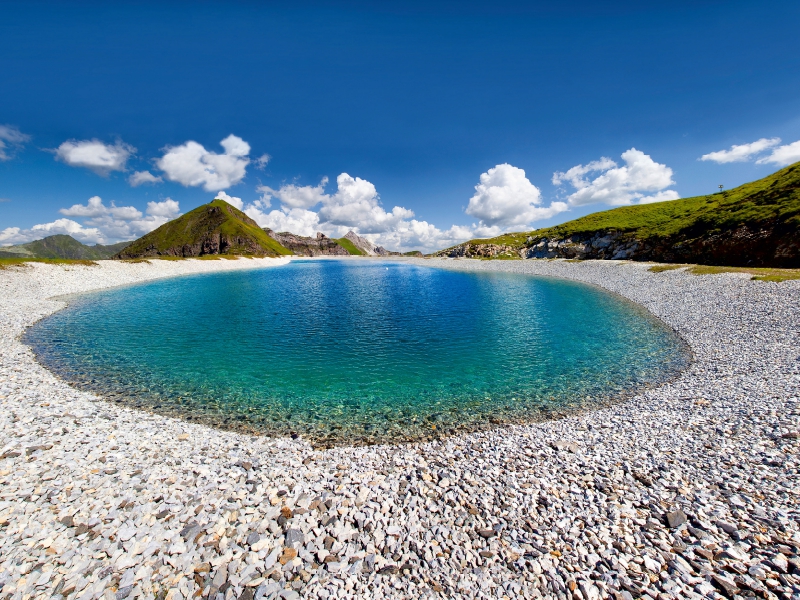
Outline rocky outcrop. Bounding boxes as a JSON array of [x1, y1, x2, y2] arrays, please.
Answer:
[[264, 230, 349, 257], [439, 222, 800, 268], [343, 231, 390, 256]]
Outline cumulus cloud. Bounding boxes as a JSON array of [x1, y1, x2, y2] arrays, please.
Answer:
[[257, 177, 329, 210], [55, 139, 134, 175], [255, 154, 271, 170], [466, 164, 568, 231], [157, 134, 250, 191], [756, 140, 800, 167], [0, 125, 30, 161], [46, 196, 181, 243], [700, 138, 782, 164], [318, 173, 414, 233], [0, 219, 103, 246], [128, 170, 163, 186], [554, 149, 678, 206], [214, 191, 244, 210], [240, 174, 477, 251]]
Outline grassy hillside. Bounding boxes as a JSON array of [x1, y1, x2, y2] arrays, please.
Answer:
[[463, 162, 800, 247], [438, 162, 800, 266], [117, 200, 292, 258], [0, 235, 130, 259], [334, 237, 365, 255]]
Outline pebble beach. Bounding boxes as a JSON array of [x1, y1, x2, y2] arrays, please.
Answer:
[[1, 257, 798, 600]]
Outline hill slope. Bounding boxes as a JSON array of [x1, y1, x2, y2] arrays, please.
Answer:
[[116, 200, 292, 259], [437, 162, 800, 267], [0, 235, 130, 259]]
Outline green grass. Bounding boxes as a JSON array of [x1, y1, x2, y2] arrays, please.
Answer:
[[117, 200, 292, 258], [334, 237, 364, 255], [0, 257, 99, 269], [648, 263, 800, 282], [453, 162, 800, 248]]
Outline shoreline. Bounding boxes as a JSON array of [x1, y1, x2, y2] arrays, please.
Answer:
[[22, 258, 692, 449], [1, 258, 799, 599]]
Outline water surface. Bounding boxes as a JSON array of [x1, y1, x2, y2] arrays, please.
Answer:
[[26, 260, 688, 445]]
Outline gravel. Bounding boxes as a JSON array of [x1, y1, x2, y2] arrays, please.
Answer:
[[1, 256, 799, 600]]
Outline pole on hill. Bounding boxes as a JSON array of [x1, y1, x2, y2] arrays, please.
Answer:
[[718, 184, 724, 193]]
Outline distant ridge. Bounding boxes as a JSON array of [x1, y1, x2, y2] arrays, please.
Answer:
[[339, 231, 391, 256], [0, 235, 130, 260], [116, 199, 292, 259], [264, 230, 350, 257], [436, 162, 800, 267]]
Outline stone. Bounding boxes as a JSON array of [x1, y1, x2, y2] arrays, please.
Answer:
[[665, 509, 687, 529]]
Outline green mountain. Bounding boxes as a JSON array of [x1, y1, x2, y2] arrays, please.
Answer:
[[437, 162, 800, 267], [0, 235, 131, 259], [115, 199, 292, 259]]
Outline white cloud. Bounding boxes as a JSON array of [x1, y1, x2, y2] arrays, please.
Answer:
[[128, 170, 163, 186], [157, 134, 250, 191], [317, 173, 414, 233], [145, 198, 180, 218], [756, 140, 800, 167], [257, 177, 328, 210], [255, 154, 271, 170], [240, 174, 477, 251], [246, 202, 322, 237], [0, 219, 103, 246], [48, 196, 181, 243], [0, 125, 30, 161], [466, 163, 568, 230], [700, 138, 782, 164], [214, 191, 244, 210], [554, 148, 678, 206], [55, 139, 134, 175]]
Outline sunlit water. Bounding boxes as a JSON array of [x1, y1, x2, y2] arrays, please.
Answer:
[[25, 260, 688, 446]]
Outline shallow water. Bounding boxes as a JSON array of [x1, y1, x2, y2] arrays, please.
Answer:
[[26, 260, 689, 445]]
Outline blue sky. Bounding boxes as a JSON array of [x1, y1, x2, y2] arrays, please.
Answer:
[[1, 0, 799, 251]]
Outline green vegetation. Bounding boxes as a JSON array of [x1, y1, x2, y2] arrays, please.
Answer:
[[0, 257, 98, 270], [648, 263, 800, 282], [458, 162, 800, 246], [117, 199, 292, 258], [0, 235, 130, 260], [334, 237, 364, 255]]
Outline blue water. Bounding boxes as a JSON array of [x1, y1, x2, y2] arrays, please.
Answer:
[[25, 260, 688, 446]]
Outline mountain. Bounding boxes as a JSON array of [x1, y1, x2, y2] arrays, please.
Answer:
[[115, 199, 292, 259], [0, 235, 131, 259], [264, 230, 350, 256], [338, 231, 391, 256], [436, 162, 800, 268]]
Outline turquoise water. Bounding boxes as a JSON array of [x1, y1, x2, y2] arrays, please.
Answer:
[[26, 260, 688, 446]]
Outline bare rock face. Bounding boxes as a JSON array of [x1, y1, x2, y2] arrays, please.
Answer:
[[343, 231, 390, 256], [264, 230, 349, 257]]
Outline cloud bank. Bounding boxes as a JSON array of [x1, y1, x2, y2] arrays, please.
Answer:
[[553, 148, 679, 206], [0, 197, 181, 246]]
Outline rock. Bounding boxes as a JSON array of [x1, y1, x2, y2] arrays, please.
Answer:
[[285, 529, 303, 549], [665, 509, 687, 529], [477, 528, 496, 538], [711, 573, 740, 598], [770, 553, 789, 573], [377, 565, 399, 575], [715, 520, 738, 535]]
